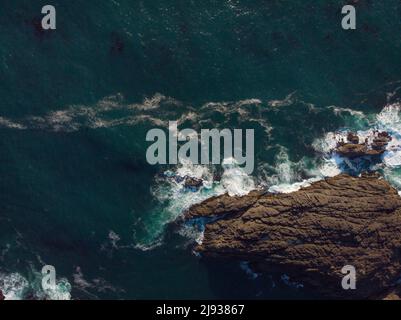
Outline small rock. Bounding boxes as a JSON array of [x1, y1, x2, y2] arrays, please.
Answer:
[[184, 176, 204, 190], [347, 132, 359, 144]]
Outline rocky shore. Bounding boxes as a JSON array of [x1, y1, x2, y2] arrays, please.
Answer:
[[184, 173, 401, 299]]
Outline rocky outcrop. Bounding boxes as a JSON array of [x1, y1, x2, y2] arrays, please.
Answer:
[[184, 177, 204, 191], [184, 174, 401, 299], [0, 289, 4, 301], [335, 131, 391, 159]]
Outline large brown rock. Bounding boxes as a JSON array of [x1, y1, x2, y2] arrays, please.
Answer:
[[184, 174, 401, 299], [336, 143, 381, 158], [334, 131, 391, 159]]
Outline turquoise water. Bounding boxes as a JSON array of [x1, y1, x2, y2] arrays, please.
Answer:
[[1, 0, 401, 299]]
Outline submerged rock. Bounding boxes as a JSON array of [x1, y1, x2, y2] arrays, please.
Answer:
[[0, 289, 4, 300], [184, 174, 401, 299]]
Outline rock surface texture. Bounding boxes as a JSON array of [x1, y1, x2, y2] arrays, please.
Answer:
[[184, 174, 401, 299]]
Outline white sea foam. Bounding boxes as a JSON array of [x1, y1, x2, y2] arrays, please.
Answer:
[[73, 267, 93, 290], [108, 230, 121, 249], [376, 103, 401, 168], [0, 93, 176, 132], [0, 271, 71, 300], [137, 158, 256, 250], [0, 94, 266, 133], [262, 149, 333, 194], [328, 106, 366, 118], [72, 266, 122, 296], [268, 178, 320, 194], [0, 117, 26, 130], [177, 224, 205, 245], [0, 272, 29, 300], [268, 92, 297, 108], [313, 157, 342, 178], [218, 158, 255, 196], [42, 278, 72, 300]]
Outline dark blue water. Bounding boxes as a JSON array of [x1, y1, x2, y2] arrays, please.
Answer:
[[1, 0, 401, 299]]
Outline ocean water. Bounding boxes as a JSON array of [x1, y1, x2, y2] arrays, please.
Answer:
[[1, 0, 401, 299]]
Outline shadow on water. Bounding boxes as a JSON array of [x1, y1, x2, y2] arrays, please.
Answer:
[[199, 257, 321, 300]]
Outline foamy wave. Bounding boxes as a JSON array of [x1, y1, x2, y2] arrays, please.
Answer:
[[177, 224, 205, 245], [268, 92, 297, 108], [376, 103, 401, 167], [265, 146, 342, 194], [219, 158, 255, 196], [328, 106, 366, 118], [0, 273, 29, 300], [377, 103, 401, 128], [42, 278, 72, 300], [136, 158, 256, 250], [318, 158, 343, 177], [268, 178, 320, 194], [263, 150, 303, 193], [0, 93, 176, 132], [0, 94, 267, 133], [0, 271, 71, 300], [0, 117, 26, 130], [72, 266, 123, 296], [133, 238, 165, 252]]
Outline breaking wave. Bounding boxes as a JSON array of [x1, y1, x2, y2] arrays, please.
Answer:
[[0, 271, 71, 300], [135, 158, 256, 250]]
